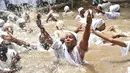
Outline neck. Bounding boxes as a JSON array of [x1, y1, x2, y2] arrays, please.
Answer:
[[67, 46, 75, 53]]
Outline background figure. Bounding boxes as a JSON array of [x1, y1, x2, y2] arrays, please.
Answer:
[[93, 0, 101, 6]]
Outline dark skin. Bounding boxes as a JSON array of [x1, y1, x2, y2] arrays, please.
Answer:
[[91, 29, 127, 47], [62, 11, 92, 60], [36, 14, 53, 45], [1, 35, 30, 47]]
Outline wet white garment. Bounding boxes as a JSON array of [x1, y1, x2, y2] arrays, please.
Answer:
[[92, 19, 105, 30], [53, 30, 66, 41], [98, 2, 111, 11], [75, 15, 86, 26], [89, 30, 104, 45], [52, 40, 82, 66], [0, 49, 17, 71], [0, 0, 7, 10], [105, 12, 120, 19], [109, 4, 120, 12], [121, 41, 130, 56]]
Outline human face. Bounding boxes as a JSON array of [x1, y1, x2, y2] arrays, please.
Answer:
[[97, 23, 106, 31], [64, 33, 77, 50]]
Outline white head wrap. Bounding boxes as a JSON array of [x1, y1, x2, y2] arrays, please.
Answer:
[[92, 19, 105, 30], [78, 7, 84, 14], [0, 19, 5, 27], [16, 18, 25, 25], [64, 6, 70, 12], [109, 4, 120, 12], [65, 30, 78, 42], [98, 2, 111, 10], [56, 20, 64, 30]]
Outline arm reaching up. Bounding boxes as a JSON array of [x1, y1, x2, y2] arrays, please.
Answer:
[[79, 11, 92, 52]]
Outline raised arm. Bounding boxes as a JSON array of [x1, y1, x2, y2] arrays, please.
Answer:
[[79, 11, 92, 51], [92, 29, 127, 47]]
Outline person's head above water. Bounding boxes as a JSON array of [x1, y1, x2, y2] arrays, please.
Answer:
[[92, 19, 105, 31], [63, 31, 78, 51], [78, 7, 85, 17]]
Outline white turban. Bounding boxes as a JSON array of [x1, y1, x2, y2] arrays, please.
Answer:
[[78, 7, 84, 14], [92, 19, 105, 30], [16, 18, 25, 25], [98, 2, 111, 11], [64, 30, 78, 42], [56, 20, 64, 30], [109, 4, 120, 12], [0, 19, 5, 27], [64, 6, 70, 12]]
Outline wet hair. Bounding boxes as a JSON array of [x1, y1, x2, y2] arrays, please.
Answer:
[[0, 43, 8, 62]]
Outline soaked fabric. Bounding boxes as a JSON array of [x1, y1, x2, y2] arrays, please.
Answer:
[[89, 30, 104, 45], [98, 2, 111, 11], [105, 12, 120, 19], [109, 4, 120, 12], [92, 19, 105, 30], [121, 41, 130, 56], [52, 40, 82, 66]]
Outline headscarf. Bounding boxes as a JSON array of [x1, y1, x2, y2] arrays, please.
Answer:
[[78, 7, 84, 14], [64, 6, 70, 12], [65, 30, 78, 42], [109, 4, 120, 12], [92, 19, 105, 30]]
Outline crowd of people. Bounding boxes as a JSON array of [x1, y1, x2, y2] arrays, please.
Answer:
[[0, 0, 130, 72]]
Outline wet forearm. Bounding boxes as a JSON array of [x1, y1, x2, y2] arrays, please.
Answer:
[[11, 38, 29, 47], [93, 31, 127, 47], [83, 24, 91, 41]]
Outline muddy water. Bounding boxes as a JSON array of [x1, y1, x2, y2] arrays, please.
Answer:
[[15, 8, 130, 73]]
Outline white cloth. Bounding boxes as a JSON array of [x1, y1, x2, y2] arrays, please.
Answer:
[[98, 2, 111, 11], [92, 19, 105, 30], [89, 30, 104, 45], [78, 7, 84, 14], [52, 31, 83, 66], [53, 30, 66, 41], [75, 15, 86, 26], [121, 41, 130, 56], [0, 49, 17, 71], [109, 4, 120, 12], [16, 18, 25, 24], [64, 6, 70, 12], [52, 40, 82, 66], [0, 0, 7, 10], [105, 12, 120, 19]]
